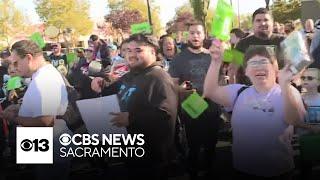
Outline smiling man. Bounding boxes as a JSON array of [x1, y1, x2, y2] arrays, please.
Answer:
[[234, 8, 285, 84], [91, 34, 178, 180]]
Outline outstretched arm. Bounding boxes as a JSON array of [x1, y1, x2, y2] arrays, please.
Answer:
[[203, 40, 233, 107]]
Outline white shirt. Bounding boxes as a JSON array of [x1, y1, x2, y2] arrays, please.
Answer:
[[19, 64, 68, 117], [19, 64, 70, 162]]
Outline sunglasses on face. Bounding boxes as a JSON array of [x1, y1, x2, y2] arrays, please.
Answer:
[[301, 76, 318, 81], [247, 59, 271, 67]]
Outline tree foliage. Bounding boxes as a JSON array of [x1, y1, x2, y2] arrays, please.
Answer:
[[189, 0, 210, 29], [0, 0, 28, 46], [166, 4, 194, 33], [105, 9, 144, 32], [35, 0, 93, 38], [271, 0, 301, 23], [106, 0, 162, 35]]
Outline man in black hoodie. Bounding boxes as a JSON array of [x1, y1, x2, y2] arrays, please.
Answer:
[[91, 34, 178, 180]]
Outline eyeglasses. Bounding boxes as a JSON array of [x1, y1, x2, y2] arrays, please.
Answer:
[[247, 59, 271, 67], [301, 76, 318, 81]]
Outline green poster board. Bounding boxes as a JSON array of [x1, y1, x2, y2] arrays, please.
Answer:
[[181, 92, 208, 119], [29, 32, 45, 49], [7, 76, 22, 91], [223, 49, 244, 65], [66, 53, 77, 64], [131, 22, 152, 34], [211, 0, 234, 41]]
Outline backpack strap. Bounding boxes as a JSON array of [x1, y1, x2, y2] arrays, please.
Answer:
[[228, 86, 249, 114], [234, 86, 249, 105]]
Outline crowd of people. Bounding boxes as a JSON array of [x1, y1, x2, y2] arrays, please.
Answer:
[[1, 7, 320, 180]]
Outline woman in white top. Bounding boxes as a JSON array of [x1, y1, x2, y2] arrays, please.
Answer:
[[203, 42, 319, 178]]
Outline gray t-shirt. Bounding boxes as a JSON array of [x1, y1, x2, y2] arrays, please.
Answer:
[[168, 48, 211, 94]]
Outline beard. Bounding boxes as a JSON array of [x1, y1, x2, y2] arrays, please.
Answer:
[[257, 31, 270, 39], [187, 40, 202, 50]]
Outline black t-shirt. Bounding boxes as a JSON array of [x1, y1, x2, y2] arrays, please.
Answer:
[[235, 34, 285, 85], [101, 64, 178, 162], [236, 34, 285, 53], [49, 53, 68, 70], [168, 48, 211, 94], [236, 34, 285, 67]]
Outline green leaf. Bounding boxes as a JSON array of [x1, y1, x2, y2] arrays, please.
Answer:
[[181, 92, 208, 119]]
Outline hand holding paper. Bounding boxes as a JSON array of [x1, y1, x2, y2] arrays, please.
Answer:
[[110, 112, 129, 127]]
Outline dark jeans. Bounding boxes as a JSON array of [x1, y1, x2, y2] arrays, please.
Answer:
[[181, 99, 222, 179]]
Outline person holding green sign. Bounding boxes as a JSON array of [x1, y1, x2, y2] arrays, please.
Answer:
[[205, 42, 320, 178], [169, 21, 222, 179]]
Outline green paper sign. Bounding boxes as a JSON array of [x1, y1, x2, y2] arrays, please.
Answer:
[[29, 32, 45, 49], [233, 49, 244, 65], [181, 92, 208, 119], [131, 22, 152, 35], [66, 53, 77, 64], [223, 49, 244, 65], [223, 49, 234, 63], [299, 134, 320, 161], [211, 0, 234, 41], [7, 76, 22, 91]]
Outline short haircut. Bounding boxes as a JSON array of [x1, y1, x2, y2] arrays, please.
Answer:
[[244, 45, 277, 68], [230, 28, 246, 39], [127, 33, 159, 51], [252, 8, 273, 22], [11, 40, 43, 58], [187, 21, 204, 31], [89, 34, 99, 42], [120, 38, 130, 49]]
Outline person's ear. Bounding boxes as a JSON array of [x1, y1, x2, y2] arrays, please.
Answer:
[[25, 54, 33, 63]]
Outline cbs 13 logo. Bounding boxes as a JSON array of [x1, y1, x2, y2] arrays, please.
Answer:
[[20, 138, 49, 152]]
